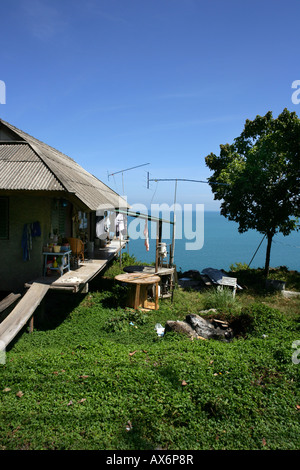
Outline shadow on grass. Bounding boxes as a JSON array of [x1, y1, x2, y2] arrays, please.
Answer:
[[4, 289, 85, 352], [35, 290, 85, 331]]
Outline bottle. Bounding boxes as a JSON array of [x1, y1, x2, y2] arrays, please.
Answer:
[[53, 257, 57, 268]]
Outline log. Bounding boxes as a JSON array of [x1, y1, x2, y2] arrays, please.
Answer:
[[186, 314, 233, 341], [165, 320, 198, 339]]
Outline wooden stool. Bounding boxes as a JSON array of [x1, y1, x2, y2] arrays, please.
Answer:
[[115, 272, 161, 310]]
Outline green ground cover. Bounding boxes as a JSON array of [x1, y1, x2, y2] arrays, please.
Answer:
[[0, 254, 299, 450]]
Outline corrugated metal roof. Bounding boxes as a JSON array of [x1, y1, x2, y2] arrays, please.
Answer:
[[0, 120, 129, 210], [0, 143, 39, 161], [0, 144, 64, 191], [0, 160, 64, 191]]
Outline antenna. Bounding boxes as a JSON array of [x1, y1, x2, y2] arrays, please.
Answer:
[[108, 163, 150, 180], [108, 163, 150, 194], [147, 173, 228, 188]]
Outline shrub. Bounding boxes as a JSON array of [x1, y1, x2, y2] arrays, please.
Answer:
[[229, 262, 249, 271], [103, 308, 150, 333], [233, 302, 290, 338], [201, 287, 240, 312]]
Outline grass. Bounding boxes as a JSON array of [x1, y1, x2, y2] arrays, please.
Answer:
[[0, 254, 299, 450]]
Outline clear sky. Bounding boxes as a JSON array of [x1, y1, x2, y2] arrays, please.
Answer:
[[1, 0, 299, 210]]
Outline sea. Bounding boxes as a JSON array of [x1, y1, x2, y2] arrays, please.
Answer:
[[125, 210, 300, 273]]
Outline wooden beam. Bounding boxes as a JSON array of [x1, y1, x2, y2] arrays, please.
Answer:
[[29, 316, 34, 333], [0, 283, 49, 348], [0, 293, 21, 314]]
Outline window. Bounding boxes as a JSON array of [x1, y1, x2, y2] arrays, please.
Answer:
[[0, 197, 9, 239]]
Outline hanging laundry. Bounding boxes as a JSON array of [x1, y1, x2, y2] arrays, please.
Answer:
[[95, 215, 105, 238], [144, 219, 149, 251], [22, 224, 32, 261], [115, 213, 125, 238], [96, 212, 111, 239], [21, 222, 41, 261]]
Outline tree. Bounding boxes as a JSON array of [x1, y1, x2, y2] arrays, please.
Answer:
[[205, 108, 300, 276]]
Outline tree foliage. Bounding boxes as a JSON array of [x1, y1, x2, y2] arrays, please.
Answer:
[[205, 108, 300, 275]]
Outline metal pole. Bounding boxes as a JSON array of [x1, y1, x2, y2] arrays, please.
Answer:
[[170, 180, 177, 266]]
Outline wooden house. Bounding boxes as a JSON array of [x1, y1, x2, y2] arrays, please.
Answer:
[[0, 118, 129, 292]]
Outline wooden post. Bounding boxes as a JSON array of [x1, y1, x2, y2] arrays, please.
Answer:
[[155, 221, 159, 272], [155, 282, 159, 310], [170, 214, 176, 267], [134, 283, 140, 309], [156, 220, 163, 272], [29, 315, 34, 333]]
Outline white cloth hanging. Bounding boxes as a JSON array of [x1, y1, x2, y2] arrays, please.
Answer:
[[144, 219, 149, 251]]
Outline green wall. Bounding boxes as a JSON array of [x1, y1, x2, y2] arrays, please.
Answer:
[[0, 193, 51, 293]]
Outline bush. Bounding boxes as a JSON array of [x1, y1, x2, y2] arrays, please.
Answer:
[[103, 309, 150, 333], [229, 262, 249, 271], [104, 252, 146, 279], [233, 302, 291, 338], [201, 287, 240, 312]]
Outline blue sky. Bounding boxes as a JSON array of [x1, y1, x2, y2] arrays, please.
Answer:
[[1, 0, 300, 210]]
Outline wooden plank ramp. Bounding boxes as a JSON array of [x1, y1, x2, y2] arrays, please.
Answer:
[[0, 283, 49, 349], [0, 293, 21, 314]]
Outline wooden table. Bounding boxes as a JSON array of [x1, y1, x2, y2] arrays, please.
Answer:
[[115, 272, 161, 310], [123, 265, 175, 299]]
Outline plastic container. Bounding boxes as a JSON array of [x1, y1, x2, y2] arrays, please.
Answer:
[[155, 323, 165, 337]]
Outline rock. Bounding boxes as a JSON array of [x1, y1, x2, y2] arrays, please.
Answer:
[[186, 314, 233, 341], [281, 290, 300, 298], [185, 314, 215, 339], [165, 320, 198, 339], [164, 313, 234, 342]]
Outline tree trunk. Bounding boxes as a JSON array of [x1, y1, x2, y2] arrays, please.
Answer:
[[264, 233, 273, 277]]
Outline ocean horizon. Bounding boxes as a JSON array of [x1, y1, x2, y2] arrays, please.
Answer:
[[125, 210, 300, 273]]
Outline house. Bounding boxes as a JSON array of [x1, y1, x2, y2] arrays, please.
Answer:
[[0, 118, 129, 292]]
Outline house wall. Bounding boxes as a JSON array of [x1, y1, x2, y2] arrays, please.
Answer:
[[0, 193, 51, 293]]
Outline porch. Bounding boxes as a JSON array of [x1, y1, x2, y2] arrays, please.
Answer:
[[25, 239, 127, 293]]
